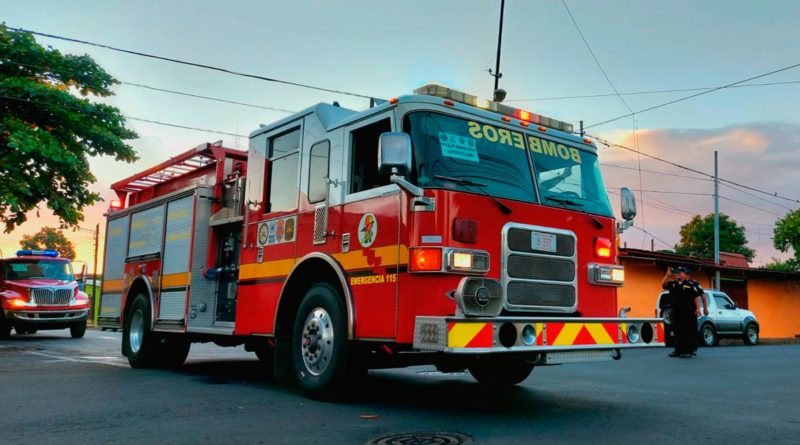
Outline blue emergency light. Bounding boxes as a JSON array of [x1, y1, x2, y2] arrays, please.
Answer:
[[16, 249, 59, 258]]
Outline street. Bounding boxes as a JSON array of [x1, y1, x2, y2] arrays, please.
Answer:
[[1, 330, 798, 444]]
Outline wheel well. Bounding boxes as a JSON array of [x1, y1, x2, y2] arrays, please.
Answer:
[[275, 258, 348, 341], [123, 278, 152, 322]]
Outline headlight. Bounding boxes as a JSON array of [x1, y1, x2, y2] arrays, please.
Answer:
[[627, 324, 640, 343], [588, 263, 624, 286], [446, 249, 490, 274]]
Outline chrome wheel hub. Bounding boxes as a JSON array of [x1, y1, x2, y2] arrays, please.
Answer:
[[300, 307, 334, 376], [703, 327, 714, 344], [748, 327, 757, 342], [130, 309, 144, 354]]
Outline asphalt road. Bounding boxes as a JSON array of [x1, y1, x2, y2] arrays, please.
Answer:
[[1, 329, 798, 445]]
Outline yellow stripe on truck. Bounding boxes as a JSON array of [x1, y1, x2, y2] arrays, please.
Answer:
[[161, 272, 191, 288], [448, 323, 488, 348], [102, 279, 123, 292], [239, 258, 297, 281]]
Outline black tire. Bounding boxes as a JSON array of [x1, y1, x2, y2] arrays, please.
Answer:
[[743, 323, 759, 346], [700, 323, 718, 347], [14, 326, 29, 335], [0, 316, 12, 340], [123, 295, 191, 368], [291, 283, 356, 400], [70, 320, 87, 338], [468, 358, 534, 387]]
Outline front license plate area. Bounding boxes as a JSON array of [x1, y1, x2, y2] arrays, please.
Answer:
[[532, 231, 557, 253]]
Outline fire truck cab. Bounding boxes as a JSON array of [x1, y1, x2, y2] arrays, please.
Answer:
[[0, 250, 90, 339], [100, 85, 663, 399]]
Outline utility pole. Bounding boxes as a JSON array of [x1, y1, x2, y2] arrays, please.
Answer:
[[92, 223, 100, 324], [489, 0, 506, 92], [714, 151, 721, 290]]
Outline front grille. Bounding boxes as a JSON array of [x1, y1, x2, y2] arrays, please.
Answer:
[[30, 288, 73, 305], [503, 224, 577, 312], [507, 282, 576, 307], [507, 254, 575, 281]]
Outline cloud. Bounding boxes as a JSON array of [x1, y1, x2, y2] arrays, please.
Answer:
[[598, 122, 800, 265]]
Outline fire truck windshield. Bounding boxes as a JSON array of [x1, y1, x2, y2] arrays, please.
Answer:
[[3, 259, 74, 281], [405, 112, 613, 217]]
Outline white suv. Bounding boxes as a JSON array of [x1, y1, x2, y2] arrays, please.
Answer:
[[656, 289, 759, 347]]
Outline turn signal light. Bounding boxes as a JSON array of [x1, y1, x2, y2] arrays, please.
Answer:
[[409, 248, 443, 272], [595, 237, 612, 258], [10, 298, 27, 308], [109, 199, 123, 209]]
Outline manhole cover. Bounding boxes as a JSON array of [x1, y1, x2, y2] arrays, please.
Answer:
[[366, 432, 472, 445]]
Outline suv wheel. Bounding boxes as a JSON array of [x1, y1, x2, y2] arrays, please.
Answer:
[[743, 323, 759, 346], [700, 323, 718, 347]]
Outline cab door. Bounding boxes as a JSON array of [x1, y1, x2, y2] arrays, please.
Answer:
[[339, 115, 400, 339]]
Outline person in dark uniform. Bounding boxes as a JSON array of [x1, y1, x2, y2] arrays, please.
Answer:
[[661, 266, 709, 358]]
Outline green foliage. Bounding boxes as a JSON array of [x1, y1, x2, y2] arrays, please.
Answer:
[[762, 258, 799, 272], [773, 209, 800, 263], [0, 24, 137, 232], [674, 213, 755, 262], [19, 226, 76, 259]]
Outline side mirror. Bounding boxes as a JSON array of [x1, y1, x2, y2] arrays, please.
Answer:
[[378, 132, 412, 177], [620, 187, 637, 221]]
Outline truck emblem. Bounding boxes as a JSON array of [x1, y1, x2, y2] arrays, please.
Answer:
[[358, 213, 377, 248]]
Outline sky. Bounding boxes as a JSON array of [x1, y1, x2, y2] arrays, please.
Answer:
[[1, 0, 799, 269]]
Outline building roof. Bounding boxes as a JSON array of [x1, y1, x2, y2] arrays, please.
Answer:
[[719, 252, 750, 268], [619, 248, 800, 280]]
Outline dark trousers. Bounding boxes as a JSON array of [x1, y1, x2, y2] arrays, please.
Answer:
[[673, 310, 697, 354]]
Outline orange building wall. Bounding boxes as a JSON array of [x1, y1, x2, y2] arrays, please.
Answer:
[[747, 279, 800, 339], [617, 262, 711, 318]]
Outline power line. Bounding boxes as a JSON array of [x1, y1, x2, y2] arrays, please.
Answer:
[[0, 94, 247, 138], [1, 59, 297, 114], [720, 182, 794, 212], [560, 0, 634, 115], [591, 135, 800, 204], [508, 79, 800, 102], [719, 195, 784, 217], [6, 26, 374, 100], [585, 60, 800, 129], [601, 162, 712, 181], [629, 225, 673, 249]]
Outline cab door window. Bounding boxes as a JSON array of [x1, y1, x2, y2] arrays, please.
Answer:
[[266, 128, 301, 213], [349, 118, 392, 193], [308, 140, 330, 204]]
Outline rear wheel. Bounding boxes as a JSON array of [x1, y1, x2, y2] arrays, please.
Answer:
[[123, 294, 190, 368], [291, 283, 357, 400], [743, 323, 759, 345], [468, 358, 534, 387], [700, 323, 718, 347], [70, 320, 87, 338]]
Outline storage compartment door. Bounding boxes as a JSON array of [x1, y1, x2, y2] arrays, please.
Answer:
[[159, 195, 194, 321]]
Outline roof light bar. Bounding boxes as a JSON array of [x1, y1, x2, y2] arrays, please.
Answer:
[[17, 249, 59, 257], [413, 84, 574, 133]]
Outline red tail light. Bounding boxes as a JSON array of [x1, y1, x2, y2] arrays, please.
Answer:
[[595, 237, 612, 258], [453, 218, 478, 243], [409, 248, 443, 272]]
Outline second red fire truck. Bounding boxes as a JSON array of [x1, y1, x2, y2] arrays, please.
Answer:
[[99, 84, 663, 398]]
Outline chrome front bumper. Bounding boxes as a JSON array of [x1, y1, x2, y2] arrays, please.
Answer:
[[414, 316, 665, 354], [6, 309, 89, 324]]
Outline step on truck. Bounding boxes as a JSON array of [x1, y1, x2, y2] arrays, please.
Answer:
[[99, 85, 664, 399]]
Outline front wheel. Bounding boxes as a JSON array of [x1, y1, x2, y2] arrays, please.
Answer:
[[291, 283, 356, 400], [700, 323, 718, 347], [70, 320, 87, 338], [0, 316, 11, 339], [743, 323, 759, 345], [468, 358, 534, 387]]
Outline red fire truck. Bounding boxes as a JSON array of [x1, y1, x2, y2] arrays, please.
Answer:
[[1, 249, 90, 339], [99, 85, 663, 398]]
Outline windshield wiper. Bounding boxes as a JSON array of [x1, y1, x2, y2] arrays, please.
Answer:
[[434, 175, 512, 215], [545, 196, 605, 229]]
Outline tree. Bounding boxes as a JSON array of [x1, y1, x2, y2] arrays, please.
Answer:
[[773, 208, 800, 266], [19, 226, 76, 259], [763, 258, 798, 272], [674, 213, 755, 262], [0, 25, 137, 233]]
